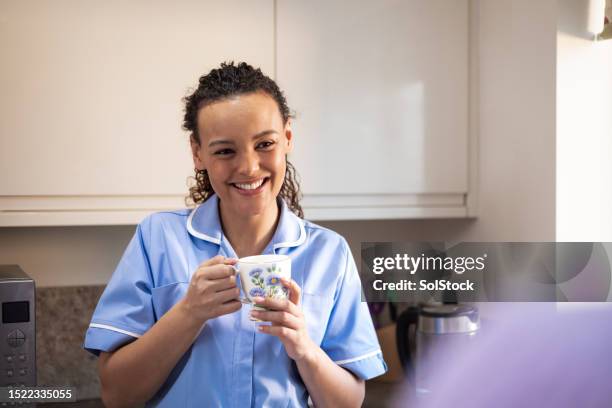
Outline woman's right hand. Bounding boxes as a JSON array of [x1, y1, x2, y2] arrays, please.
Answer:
[[98, 255, 240, 407], [179, 255, 241, 326]]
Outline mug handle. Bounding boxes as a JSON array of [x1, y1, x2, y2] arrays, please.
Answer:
[[232, 265, 251, 304]]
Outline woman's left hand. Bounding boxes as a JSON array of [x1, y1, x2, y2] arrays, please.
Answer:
[[251, 278, 317, 363]]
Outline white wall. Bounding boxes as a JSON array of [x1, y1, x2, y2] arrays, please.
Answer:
[[0, 0, 558, 287], [458, 0, 557, 242], [0, 226, 134, 287], [557, 0, 612, 241]]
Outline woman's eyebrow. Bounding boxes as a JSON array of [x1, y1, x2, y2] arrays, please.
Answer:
[[208, 130, 278, 147], [252, 129, 278, 139]]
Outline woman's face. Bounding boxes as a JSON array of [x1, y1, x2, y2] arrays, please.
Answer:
[[191, 92, 292, 218]]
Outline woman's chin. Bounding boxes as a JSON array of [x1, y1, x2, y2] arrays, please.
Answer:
[[226, 198, 271, 218], [219, 188, 278, 218]]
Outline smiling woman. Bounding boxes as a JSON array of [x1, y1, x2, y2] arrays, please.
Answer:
[[191, 92, 292, 222], [183, 62, 303, 219], [83, 62, 387, 408]]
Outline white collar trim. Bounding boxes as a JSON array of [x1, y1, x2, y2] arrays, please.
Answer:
[[273, 219, 307, 251], [186, 205, 221, 245], [186, 197, 306, 250]]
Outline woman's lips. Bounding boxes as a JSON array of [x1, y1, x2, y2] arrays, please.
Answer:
[[231, 177, 269, 196]]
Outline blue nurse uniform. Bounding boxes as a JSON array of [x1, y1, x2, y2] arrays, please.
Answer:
[[83, 194, 387, 407]]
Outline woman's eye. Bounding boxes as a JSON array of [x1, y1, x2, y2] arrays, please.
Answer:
[[257, 141, 275, 150], [214, 149, 234, 156]]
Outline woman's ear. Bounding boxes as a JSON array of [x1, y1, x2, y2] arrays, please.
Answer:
[[190, 134, 205, 170], [284, 122, 293, 153]]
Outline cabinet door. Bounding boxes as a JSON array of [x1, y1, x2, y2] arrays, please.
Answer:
[[277, 0, 469, 219], [0, 0, 274, 225]]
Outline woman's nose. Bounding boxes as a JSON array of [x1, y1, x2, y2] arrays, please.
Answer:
[[237, 150, 259, 175]]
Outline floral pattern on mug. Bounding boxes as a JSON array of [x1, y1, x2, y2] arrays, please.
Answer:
[[249, 268, 265, 289], [266, 274, 282, 286], [249, 268, 263, 278], [244, 262, 289, 302], [249, 287, 266, 298], [265, 274, 287, 299]]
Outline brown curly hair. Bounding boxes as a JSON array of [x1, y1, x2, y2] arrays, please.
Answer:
[[183, 62, 303, 218]]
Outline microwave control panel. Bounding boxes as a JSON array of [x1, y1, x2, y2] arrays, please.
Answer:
[[0, 266, 36, 388]]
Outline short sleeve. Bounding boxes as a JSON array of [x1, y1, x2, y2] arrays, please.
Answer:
[[320, 240, 388, 380], [83, 219, 155, 356]]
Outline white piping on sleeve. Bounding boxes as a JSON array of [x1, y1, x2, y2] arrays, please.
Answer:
[[333, 349, 382, 365], [89, 323, 142, 338]]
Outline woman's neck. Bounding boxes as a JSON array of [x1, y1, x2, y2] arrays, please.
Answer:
[[218, 200, 280, 258]]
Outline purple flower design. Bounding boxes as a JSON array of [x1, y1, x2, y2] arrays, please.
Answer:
[[266, 274, 282, 286], [249, 287, 265, 298], [249, 268, 263, 278]]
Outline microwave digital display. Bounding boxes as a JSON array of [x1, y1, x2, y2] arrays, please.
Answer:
[[2, 301, 30, 323]]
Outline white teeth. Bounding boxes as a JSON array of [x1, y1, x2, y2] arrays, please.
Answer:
[[235, 179, 265, 190]]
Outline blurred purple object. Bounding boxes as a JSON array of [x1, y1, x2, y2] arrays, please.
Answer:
[[392, 303, 612, 408]]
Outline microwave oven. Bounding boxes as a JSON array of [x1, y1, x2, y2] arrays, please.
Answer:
[[0, 265, 36, 387]]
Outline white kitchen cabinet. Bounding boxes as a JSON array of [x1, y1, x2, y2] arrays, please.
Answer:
[[0, 0, 275, 226], [277, 0, 471, 220], [1, 0, 473, 226]]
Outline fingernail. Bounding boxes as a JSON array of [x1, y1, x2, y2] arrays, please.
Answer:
[[250, 310, 260, 317], [253, 297, 264, 303]]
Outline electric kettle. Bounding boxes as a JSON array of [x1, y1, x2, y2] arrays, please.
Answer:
[[396, 303, 480, 399]]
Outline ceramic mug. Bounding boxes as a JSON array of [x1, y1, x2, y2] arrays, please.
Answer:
[[233, 254, 291, 319]]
